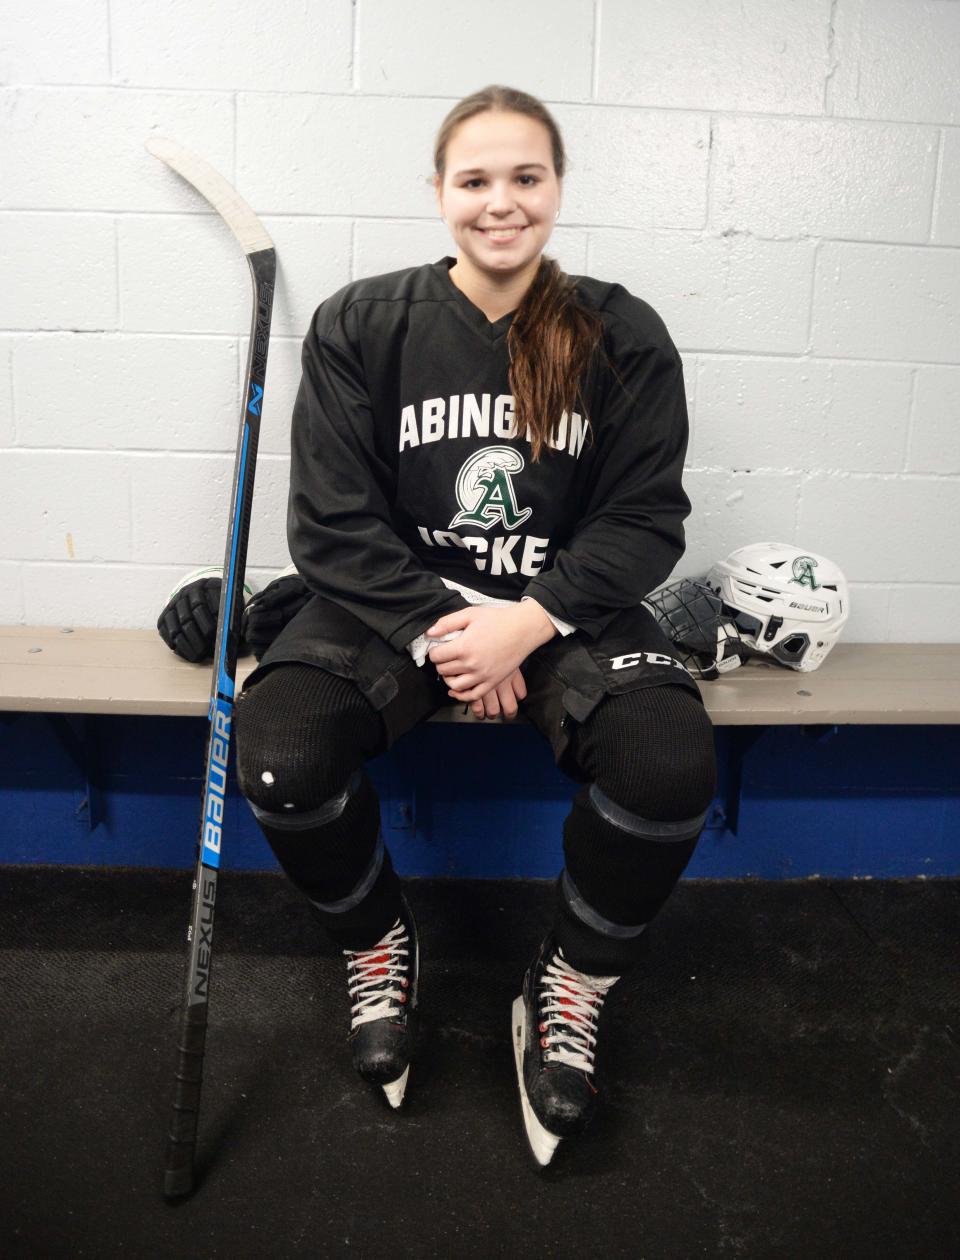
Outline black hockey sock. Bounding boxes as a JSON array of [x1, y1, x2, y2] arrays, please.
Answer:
[[234, 664, 385, 815], [235, 663, 401, 948], [253, 770, 403, 951], [554, 788, 704, 975], [570, 684, 717, 823], [553, 685, 715, 974], [554, 875, 651, 977], [311, 849, 404, 953]]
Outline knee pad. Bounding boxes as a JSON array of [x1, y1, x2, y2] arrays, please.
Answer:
[[247, 767, 363, 832], [576, 684, 717, 821], [234, 662, 382, 813]]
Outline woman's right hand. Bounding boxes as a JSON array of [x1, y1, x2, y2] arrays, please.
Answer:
[[468, 668, 528, 720]]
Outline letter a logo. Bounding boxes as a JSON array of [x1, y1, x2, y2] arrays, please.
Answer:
[[791, 555, 820, 591], [449, 446, 532, 531]]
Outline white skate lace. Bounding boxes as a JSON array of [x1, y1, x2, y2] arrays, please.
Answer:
[[538, 950, 619, 1074], [343, 919, 411, 1030]]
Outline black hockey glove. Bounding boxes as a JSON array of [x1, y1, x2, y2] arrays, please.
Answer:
[[156, 566, 255, 663], [240, 564, 312, 661], [157, 567, 223, 663]]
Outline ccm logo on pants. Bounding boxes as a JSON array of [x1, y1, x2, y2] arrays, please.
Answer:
[[610, 651, 691, 676]]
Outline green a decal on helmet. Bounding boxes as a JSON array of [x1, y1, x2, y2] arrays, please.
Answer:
[[791, 555, 821, 591]]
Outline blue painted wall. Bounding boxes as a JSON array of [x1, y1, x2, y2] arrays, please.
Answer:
[[1, 712, 957, 879]]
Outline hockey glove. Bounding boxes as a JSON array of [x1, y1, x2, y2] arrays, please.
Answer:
[[240, 563, 312, 661], [156, 565, 255, 663]]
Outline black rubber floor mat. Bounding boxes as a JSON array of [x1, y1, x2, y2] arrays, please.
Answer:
[[0, 868, 957, 1258]]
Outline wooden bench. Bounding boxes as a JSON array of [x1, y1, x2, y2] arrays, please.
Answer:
[[1, 626, 958, 725], [2, 626, 957, 841]]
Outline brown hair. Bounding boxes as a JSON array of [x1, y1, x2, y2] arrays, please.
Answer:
[[432, 85, 607, 464]]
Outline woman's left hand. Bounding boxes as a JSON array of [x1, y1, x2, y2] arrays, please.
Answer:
[[425, 603, 554, 702]]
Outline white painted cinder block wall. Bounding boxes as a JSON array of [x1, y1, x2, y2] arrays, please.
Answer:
[[2, 0, 958, 642]]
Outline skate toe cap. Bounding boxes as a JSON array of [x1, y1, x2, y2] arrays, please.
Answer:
[[356, 1049, 408, 1084], [530, 1073, 595, 1136]]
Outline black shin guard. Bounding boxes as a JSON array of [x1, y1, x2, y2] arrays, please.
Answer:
[[251, 768, 402, 951], [555, 685, 716, 974], [555, 783, 708, 975], [235, 664, 401, 948]]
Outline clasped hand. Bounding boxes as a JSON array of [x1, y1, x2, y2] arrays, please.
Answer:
[[425, 604, 544, 721]]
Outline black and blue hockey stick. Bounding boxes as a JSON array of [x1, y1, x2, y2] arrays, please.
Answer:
[[145, 137, 276, 1199]]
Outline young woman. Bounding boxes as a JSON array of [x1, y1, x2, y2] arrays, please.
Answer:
[[232, 85, 717, 1167]]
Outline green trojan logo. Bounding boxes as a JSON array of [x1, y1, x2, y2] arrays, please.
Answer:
[[791, 555, 820, 591], [449, 446, 532, 531]]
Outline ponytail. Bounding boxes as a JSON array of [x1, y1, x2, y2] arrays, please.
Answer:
[[432, 86, 609, 463]]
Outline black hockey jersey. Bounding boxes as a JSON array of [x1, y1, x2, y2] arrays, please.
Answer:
[[287, 256, 691, 654]]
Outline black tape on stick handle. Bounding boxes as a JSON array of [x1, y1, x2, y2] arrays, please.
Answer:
[[164, 1002, 208, 1199]]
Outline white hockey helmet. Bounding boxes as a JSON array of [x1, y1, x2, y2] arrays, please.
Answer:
[[705, 543, 850, 672]]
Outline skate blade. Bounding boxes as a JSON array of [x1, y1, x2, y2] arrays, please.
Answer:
[[511, 996, 561, 1168], [382, 1065, 410, 1110]]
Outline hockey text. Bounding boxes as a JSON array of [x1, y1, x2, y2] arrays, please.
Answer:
[[417, 526, 550, 577]]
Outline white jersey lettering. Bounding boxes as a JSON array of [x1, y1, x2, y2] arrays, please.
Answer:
[[461, 394, 490, 442], [446, 393, 460, 440], [490, 534, 520, 575], [520, 535, 549, 576], [422, 397, 445, 443], [417, 525, 551, 578], [462, 536, 488, 569], [399, 394, 585, 459], [399, 404, 420, 450], [493, 394, 515, 440]]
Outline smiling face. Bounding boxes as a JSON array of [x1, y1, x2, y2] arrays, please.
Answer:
[[435, 110, 562, 286]]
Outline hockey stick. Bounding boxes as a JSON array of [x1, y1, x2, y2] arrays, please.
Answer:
[[145, 137, 276, 1199]]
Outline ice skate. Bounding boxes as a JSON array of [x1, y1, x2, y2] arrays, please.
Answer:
[[512, 932, 619, 1167], [343, 895, 419, 1109]]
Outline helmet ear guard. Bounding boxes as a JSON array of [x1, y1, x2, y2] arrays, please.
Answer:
[[705, 542, 850, 673], [643, 579, 747, 681]]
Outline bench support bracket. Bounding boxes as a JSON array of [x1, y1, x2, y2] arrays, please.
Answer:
[[45, 714, 105, 832], [721, 727, 767, 836]]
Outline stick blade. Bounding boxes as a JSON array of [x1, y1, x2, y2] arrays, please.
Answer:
[[145, 136, 274, 257]]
